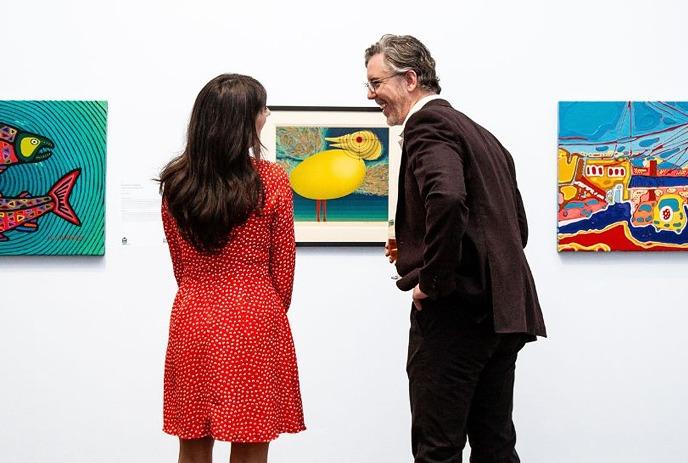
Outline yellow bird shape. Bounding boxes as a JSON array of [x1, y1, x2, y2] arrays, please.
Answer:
[[289, 130, 383, 222]]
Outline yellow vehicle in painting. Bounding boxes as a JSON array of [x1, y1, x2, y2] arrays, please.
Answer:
[[653, 194, 687, 233]]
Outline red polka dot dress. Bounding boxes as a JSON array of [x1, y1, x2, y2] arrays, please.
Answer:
[[161, 160, 305, 442]]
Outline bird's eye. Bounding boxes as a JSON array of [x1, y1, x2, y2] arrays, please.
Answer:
[[31, 139, 39, 145]]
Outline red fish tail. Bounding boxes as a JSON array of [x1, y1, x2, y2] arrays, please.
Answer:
[[49, 169, 81, 226]]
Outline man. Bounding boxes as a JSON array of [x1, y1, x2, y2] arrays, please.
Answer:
[[365, 34, 546, 463]]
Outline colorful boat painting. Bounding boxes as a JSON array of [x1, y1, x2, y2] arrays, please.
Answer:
[[558, 101, 688, 251]]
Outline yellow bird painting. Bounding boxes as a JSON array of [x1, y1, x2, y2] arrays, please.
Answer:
[[289, 130, 383, 221]]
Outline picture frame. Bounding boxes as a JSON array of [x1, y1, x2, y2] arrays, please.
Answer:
[[260, 106, 401, 245]]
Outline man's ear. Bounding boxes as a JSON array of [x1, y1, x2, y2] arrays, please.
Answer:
[[404, 70, 419, 92]]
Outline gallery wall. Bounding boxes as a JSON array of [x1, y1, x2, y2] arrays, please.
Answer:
[[2, 0, 688, 462]]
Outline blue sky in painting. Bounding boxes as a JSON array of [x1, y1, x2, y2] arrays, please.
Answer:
[[558, 102, 688, 168], [559, 102, 688, 142]]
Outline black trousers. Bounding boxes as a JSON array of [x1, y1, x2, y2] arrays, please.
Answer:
[[407, 301, 529, 463]]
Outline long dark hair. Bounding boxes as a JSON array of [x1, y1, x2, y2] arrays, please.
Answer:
[[159, 74, 266, 253]]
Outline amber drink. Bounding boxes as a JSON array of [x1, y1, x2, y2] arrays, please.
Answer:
[[388, 237, 398, 262], [388, 220, 400, 280]]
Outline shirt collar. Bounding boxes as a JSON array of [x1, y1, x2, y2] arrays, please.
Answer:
[[399, 94, 443, 146]]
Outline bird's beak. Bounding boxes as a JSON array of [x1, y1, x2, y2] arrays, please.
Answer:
[[325, 135, 344, 149]]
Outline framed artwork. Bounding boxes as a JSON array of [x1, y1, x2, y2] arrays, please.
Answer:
[[0, 100, 107, 255], [558, 101, 688, 251], [260, 106, 401, 244]]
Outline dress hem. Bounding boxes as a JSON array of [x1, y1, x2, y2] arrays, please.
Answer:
[[163, 425, 306, 443]]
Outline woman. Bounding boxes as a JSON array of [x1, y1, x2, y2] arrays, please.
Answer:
[[158, 74, 305, 463]]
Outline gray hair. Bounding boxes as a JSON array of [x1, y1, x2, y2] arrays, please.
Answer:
[[365, 34, 441, 94]]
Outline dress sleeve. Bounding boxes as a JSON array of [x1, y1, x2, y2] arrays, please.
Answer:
[[269, 168, 296, 311], [161, 199, 184, 286]]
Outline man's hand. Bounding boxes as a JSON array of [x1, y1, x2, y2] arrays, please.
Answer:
[[412, 284, 429, 311], [384, 242, 396, 264]]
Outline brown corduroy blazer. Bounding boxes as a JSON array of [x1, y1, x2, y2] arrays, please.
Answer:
[[394, 99, 546, 337]]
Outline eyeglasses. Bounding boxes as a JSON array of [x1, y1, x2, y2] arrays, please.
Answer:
[[365, 73, 402, 93]]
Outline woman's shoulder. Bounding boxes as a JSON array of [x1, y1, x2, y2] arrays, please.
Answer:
[[255, 158, 290, 185]]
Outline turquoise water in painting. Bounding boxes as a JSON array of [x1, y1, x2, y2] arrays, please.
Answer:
[[294, 192, 387, 222]]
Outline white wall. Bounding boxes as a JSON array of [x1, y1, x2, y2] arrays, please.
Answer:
[[2, 0, 688, 462]]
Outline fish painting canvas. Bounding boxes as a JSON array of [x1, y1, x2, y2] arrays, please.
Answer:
[[0, 101, 107, 255], [558, 101, 688, 251]]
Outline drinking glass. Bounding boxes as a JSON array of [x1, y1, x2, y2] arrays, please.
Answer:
[[387, 219, 400, 280]]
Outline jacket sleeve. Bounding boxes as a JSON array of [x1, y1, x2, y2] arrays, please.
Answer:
[[269, 168, 296, 311], [515, 188, 529, 248], [403, 110, 469, 300], [503, 145, 528, 248], [161, 199, 184, 286]]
